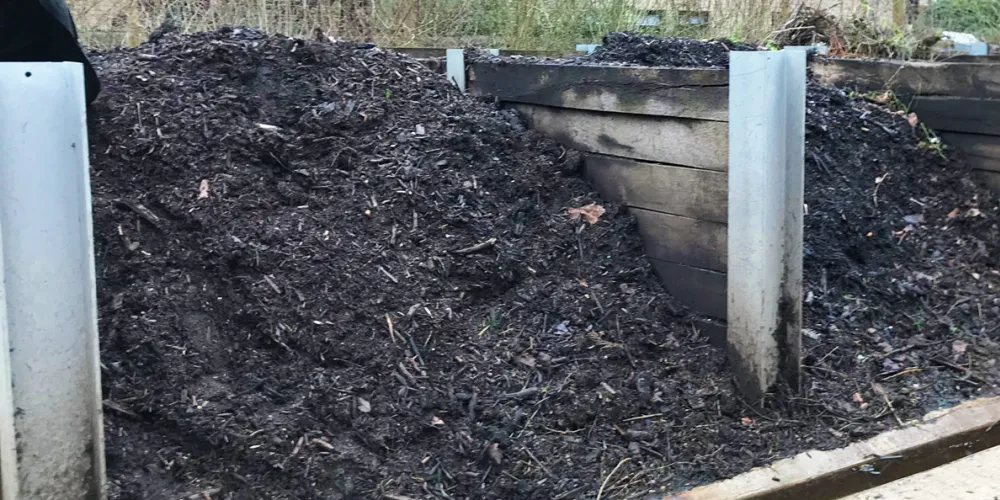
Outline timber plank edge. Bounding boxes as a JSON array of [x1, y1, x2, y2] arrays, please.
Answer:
[[656, 396, 1000, 500], [469, 62, 729, 120]]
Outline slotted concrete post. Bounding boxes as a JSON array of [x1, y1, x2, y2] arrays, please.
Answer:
[[727, 51, 806, 401], [0, 63, 106, 499]]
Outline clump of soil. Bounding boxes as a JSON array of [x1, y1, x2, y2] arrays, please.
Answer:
[[587, 32, 757, 67], [89, 28, 999, 500]]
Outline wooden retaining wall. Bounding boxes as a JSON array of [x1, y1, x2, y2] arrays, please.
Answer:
[[468, 63, 731, 325], [465, 57, 1000, 332], [811, 58, 1000, 189]]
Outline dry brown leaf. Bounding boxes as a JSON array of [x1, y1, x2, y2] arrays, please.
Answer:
[[874, 91, 891, 104], [198, 179, 210, 199], [740, 416, 753, 425], [852, 392, 865, 405], [567, 203, 606, 225], [947, 207, 961, 219], [431, 416, 445, 426], [906, 112, 919, 128]]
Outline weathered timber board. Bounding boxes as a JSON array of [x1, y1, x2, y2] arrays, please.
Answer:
[[941, 132, 1000, 160], [977, 170, 1000, 191], [842, 446, 1000, 500], [512, 104, 729, 170], [583, 154, 727, 222], [657, 397, 1000, 500], [632, 208, 726, 273], [649, 260, 726, 319], [390, 48, 572, 58], [469, 63, 728, 120], [910, 96, 1000, 135], [811, 58, 1000, 98]]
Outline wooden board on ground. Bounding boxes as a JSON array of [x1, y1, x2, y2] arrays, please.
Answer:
[[583, 154, 727, 223], [910, 97, 1000, 135], [632, 208, 726, 273], [842, 445, 1000, 500], [649, 260, 726, 319], [810, 58, 1000, 98], [470, 63, 728, 120], [512, 104, 728, 170], [657, 397, 1000, 500]]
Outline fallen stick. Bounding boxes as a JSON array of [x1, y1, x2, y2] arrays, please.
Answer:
[[453, 237, 497, 255]]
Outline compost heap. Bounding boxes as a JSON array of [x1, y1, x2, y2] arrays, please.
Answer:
[[91, 29, 1000, 500]]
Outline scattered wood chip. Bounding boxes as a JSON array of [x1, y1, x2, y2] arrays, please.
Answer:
[[198, 179, 211, 199], [256, 123, 281, 132], [431, 416, 445, 426], [906, 112, 919, 128], [486, 443, 502, 465], [310, 438, 335, 451], [357, 397, 371, 413]]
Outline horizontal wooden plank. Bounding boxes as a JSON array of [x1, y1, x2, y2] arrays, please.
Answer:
[[470, 63, 728, 120], [649, 259, 726, 319], [810, 58, 1000, 98], [389, 47, 572, 58], [512, 104, 728, 170], [977, 169, 1000, 192], [910, 96, 1000, 135], [583, 154, 727, 222], [941, 132, 1000, 160], [633, 208, 726, 272], [843, 446, 1000, 500], [662, 396, 1000, 500]]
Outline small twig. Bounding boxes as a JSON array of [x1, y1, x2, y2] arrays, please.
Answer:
[[310, 438, 335, 451], [407, 334, 425, 367], [453, 237, 497, 255], [113, 199, 163, 229], [378, 265, 399, 283], [499, 387, 538, 400], [930, 358, 987, 384], [596, 457, 631, 500], [386, 314, 398, 344], [522, 447, 557, 481], [622, 413, 663, 423]]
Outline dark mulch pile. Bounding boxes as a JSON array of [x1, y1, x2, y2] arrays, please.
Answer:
[[89, 28, 999, 500], [587, 32, 758, 67], [800, 82, 1000, 418]]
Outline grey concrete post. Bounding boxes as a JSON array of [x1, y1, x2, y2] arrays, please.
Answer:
[[727, 51, 806, 401], [0, 62, 106, 499]]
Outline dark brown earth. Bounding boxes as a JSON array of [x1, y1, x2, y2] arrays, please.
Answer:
[[90, 29, 999, 500]]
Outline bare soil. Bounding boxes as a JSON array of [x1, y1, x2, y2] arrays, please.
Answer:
[[89, 29, 1000, 500]]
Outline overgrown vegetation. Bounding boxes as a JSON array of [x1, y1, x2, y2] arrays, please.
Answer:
[[69, 0, 998, 54], [920, 0, 1000, 43]]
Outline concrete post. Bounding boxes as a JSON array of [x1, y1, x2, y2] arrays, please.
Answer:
[[727, 51, 806, 401], [446, 48, 465, 91], [0, 63, 106, 499]]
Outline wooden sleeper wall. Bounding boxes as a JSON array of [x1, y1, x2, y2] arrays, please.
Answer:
[[468, 63, 731, 326]]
